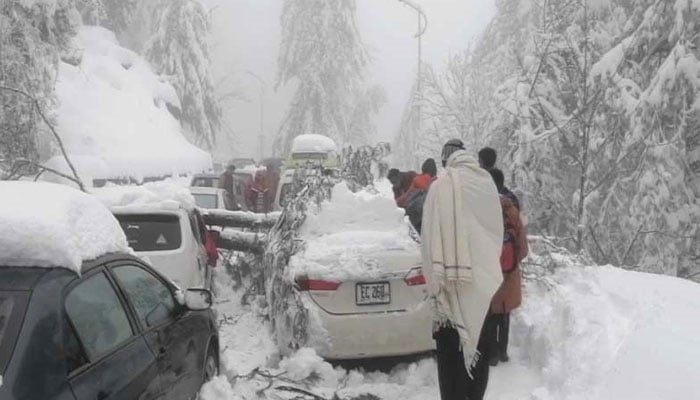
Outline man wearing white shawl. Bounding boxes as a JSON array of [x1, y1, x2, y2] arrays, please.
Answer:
[[422, 139, 503, 400]]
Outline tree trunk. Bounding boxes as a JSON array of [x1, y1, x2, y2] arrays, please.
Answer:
[[203, 210, 280, 230], [217, 230, 266, 254]]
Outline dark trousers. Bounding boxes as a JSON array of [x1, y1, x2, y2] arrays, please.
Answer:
[[488, 312, 510, 363], [434, 317, 492, 400]]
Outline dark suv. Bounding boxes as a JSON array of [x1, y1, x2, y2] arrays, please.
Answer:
[[0, 253, 219, 400]]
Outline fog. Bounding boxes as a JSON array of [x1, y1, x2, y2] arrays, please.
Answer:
[[201, 0, 495, 161]]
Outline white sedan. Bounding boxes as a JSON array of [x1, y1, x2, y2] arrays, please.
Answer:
[[280, 182, 435, 360], [295, 249, 434, 359]]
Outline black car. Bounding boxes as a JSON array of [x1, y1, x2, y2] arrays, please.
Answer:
[[0, 253, 219, 400]]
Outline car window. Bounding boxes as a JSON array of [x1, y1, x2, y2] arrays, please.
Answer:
[[65, 273, 134, 360], [112, 265, 176, 328], [64, 318, 88, 373], [192, 177, 218, 187], [0, 292, 29, 372], [115, 214, 182, 252], [193, 193, 218, 209]]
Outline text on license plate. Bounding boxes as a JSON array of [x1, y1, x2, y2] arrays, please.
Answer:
[[356, 282, 391, 305]]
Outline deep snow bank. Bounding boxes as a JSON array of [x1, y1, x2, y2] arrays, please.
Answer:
[[289, 181, 419, 281], [203, 243, 700, 400], [495, 263, 700, 400], [44, 26, 211, 184]]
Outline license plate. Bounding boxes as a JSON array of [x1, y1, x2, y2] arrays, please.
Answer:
[[355, 282, 391, 305]]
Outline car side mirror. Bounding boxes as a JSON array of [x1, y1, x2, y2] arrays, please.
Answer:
[[185, 288, 213, 311]]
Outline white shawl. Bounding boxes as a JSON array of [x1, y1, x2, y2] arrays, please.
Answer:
[[421, 150, 503, 368]]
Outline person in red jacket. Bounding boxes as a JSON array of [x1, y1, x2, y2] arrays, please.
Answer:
[[396, 158, 438, 208], [487, 168, 528, 366], [245, 170, 272, 213]]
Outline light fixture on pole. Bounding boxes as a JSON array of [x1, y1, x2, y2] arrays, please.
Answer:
[[397, 0, 427, 161], [245, 71, 266, 161]]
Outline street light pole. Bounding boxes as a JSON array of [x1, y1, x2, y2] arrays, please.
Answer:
[[397, 0, 427, 163], [245, 71, 266, 161]]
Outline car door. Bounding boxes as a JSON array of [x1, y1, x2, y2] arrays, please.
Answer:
[[109, 263, 210, 400], [65, 268, 162, 400]]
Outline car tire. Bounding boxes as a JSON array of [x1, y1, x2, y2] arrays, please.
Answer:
[[203, 340, 219, 383]]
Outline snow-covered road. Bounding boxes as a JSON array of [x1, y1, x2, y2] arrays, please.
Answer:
[[201, 258, 700, 400]]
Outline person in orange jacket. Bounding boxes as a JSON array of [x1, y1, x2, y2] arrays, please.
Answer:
[[396, 158, 438, 208]]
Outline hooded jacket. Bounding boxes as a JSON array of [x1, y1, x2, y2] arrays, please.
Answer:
[[421, 150, 503, 368]]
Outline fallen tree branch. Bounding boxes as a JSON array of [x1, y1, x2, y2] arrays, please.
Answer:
[[204, 209, 280, 229], [218, 229, 266, 254], [0, 86, 86, 192], [275, 385, 328, 400]]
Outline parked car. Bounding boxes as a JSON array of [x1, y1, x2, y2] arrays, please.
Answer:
[[190, 173, 220, 188], [272, 183, 434, 359], [0, 255, 219, 400], [0, 181, 218, 400], [113, 207, 214, 290], [293, 248, 434, 359], [189, 187, 233, 210]]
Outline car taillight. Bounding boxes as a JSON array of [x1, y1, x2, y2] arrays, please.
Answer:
[[295, 277, 341, 291], [404, 267, 426, 286]]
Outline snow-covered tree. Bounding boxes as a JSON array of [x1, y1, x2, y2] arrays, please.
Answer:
[[401, 0, 700, 281], [1, 0, 79, 178], [145, 0, 221, 149], [275, 0, 372, 153]]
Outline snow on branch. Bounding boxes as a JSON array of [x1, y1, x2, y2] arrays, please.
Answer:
[[203, 210, 280, 230]]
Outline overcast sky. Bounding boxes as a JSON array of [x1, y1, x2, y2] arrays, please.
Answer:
[[202, 0, 496, 161]]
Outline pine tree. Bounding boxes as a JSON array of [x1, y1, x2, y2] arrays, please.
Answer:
[[276, 0, 370, 154], [145, 0, 221, 149]]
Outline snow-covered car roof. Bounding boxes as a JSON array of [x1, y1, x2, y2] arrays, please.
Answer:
[[0, 182, 130, 273], [291, 134, 338, 154], [93, 182, 196, 214]]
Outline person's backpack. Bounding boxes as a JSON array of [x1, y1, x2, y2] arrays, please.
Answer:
[[501, 196, 528, 266], [405, 189, 427, 233], [492, 195, 528, 313]]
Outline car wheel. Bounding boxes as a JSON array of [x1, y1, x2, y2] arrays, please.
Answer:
[[203, 342, 219, 383]]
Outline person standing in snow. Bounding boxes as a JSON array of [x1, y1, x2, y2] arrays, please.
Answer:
[[487, 168, 528, 366], [422, 139, 504, 400], [246, 170, 272, 213], [219, 164, 237, 208], [478, 147, 497, 171], [387, 168, 416, 200], [399, 158, 438, 233]]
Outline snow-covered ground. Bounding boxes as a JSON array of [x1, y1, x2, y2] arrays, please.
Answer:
[[202, 254, 700, 400]]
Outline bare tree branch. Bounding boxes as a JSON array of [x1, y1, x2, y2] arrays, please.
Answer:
[[0, 86, 86, 191]]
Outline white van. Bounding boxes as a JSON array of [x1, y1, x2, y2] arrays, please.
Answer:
[[113, 207, 213, 290]]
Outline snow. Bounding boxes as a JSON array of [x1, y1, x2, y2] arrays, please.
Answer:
[[201, 245, 700, 400], [291, 134, 338, 154], [289, 182, 419, 280], [92, 181, 196, 212], [0, 182, 130, 273], [44, 26, 211, 185]]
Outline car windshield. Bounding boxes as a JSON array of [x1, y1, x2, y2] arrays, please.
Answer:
[[192, 193, 218, 209], [191, 177, 219, 188], [0, 291, 28, 373], [115, 214, 182, 252]]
